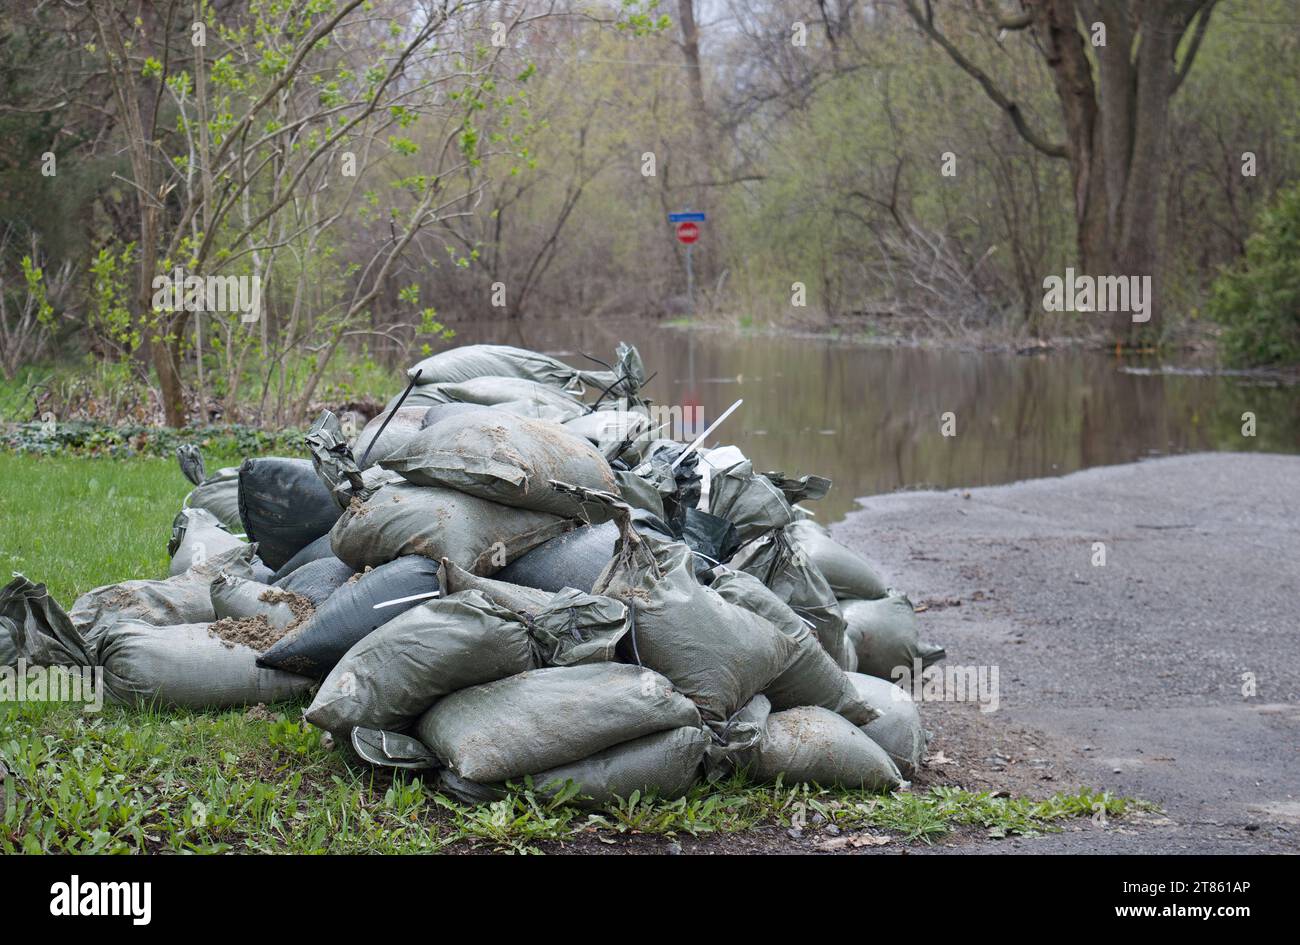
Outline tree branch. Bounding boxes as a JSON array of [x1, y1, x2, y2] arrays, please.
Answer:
[[1172, 1, 1218, 95], [902, 0, 1068, 158]]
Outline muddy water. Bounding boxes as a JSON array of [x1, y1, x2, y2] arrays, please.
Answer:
[[435, 319, 1300, 523]]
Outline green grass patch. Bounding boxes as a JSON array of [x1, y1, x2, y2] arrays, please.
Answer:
[[0, 451, 1154, 853], [1, 701, 1149, 854]]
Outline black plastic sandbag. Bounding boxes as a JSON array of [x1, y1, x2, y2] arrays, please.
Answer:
[[272, 555, 355, 607], [270, 534, 335, 583], [680, 508, 740, 566], [257, 555, 441, 677], [237, 457, 342, 571]]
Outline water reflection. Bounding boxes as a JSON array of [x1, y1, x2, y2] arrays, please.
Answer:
[[433, 319, 1300, 522]]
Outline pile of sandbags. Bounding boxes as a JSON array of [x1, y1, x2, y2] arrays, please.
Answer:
[[3, 341, 941, 806]]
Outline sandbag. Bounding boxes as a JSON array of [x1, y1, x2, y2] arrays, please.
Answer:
[[270, 533, 335, 583], [840, 636, 859, 674], [493, 522, 617, 593], [380, 410, 618, 520], [351, 728, 439, 770], [168, 507, 244, 576], [438, 726, 709, 808], [352, 407, 428, 469], [177, 443, 206, 485], [272, 555, 355, 607], [703, 694, 772, 781], [437, 560, 628, 665], [416, 663, 700, 783], [563, 409, 652, 460], [732, 526, 848, 663], [96, 620, 313, 708], [847, 672, 927, 779], [185, 472, 242, 530], [0, 575, 92, 667], [406, 344, 594, 390], [614, 468, 670, 520], [306, 590, 537, 738], [681, 508, 741, 566], [842, 593, 945, 680], [387, 376, 588, 422], [594, 514, 796, 722], [707, 459, 797, 542], [238, 457, 342, 570], [788, 519, 888, 600], [739, 706, 903, 791], [419, 402, 494, 429], [210, 574, 313, 632], [697, 444, 748, 505], [436, 559, 553, 613], [763, 471, 832, 506], [710, 569, 874, 726], [185, 478, 242, 531], [177, 445, 242, 529], [492, 509, 674, 594], [69, 545, 259, 645], [629, 442, 702, 536], [258, 555, 441, 677], [329, 480, 570, 574]]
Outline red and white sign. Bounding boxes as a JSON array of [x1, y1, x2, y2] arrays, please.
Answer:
[[675, 221, 700, 244]]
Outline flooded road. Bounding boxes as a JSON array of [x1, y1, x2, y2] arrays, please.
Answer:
[[433, 319, 1300, 522]]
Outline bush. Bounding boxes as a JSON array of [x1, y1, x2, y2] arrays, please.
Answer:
[[1208, 182, 1300, 366], [0, 420, 304, 458]]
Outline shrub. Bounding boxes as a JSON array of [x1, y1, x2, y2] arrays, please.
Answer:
[[1208, 182, 1300, 366]]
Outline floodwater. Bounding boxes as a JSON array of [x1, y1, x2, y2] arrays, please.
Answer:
[[435, 319, 1300, 523]]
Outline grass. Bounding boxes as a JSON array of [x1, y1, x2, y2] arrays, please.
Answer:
[[0, 451, 1155, 853], [2, 700, 1146, 854]]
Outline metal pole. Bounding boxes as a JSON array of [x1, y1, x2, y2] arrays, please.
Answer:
[[686, 243, 695, 311]]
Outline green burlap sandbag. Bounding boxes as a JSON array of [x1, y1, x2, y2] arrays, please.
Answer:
[[593, 510, 796, 722], [739, 705, 903, 791], [306, 590, 537, 738], [847, 672, 928, 779], [731, 526, 848, 665], [842, 593, 945, 681], [416, 663, 701, 783], [710, 568, 875, 726], [380, 409, 618, 520], [437, 726, 710, 808], [787, 519, 888, 601], [329, 480, 571, 573]]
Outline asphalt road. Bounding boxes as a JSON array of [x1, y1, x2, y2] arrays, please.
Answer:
[[832, 452, 1300, 854]]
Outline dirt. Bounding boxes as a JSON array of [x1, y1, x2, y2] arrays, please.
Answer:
[[208, 614, 291, 652], [830, 452, 1300, 855], [258, 587, 316, 631]]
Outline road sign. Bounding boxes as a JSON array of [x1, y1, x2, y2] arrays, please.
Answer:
[[668, 211, 706, 223], [675, 221, 700, 244]]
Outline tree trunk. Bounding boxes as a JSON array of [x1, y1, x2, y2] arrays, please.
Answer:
[[907, 0, 1217, 347]]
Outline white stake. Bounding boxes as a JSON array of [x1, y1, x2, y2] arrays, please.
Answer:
[[671, 398, 743, 470], [372, 590, 441, 610]]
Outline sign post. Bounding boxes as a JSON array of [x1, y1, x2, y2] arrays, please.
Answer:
[[669, 211, 706, 309]]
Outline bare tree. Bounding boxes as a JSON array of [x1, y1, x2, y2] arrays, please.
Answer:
[[903, 0, 1218, 343]]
